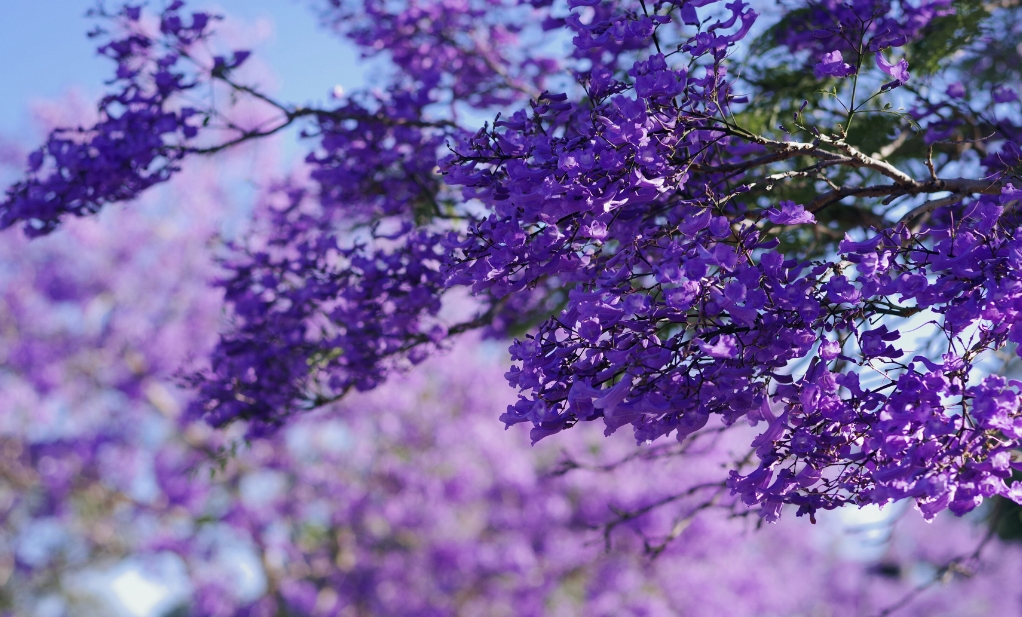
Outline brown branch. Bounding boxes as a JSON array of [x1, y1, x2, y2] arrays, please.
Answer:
[[809, 177, 1005, 213], [814, 134, 916, 184], [897, 194, 966, 226]]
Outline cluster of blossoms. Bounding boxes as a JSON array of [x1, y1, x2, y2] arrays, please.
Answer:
[[775, 0, 951, 83], [184, 0, 565, 428], [0, 2, 220, 236], [1, 157, 1020, 615], [319, 0, 559, 107], [438, 0, 1022, 522], [5, 0, 1022, 531], [192, 186, 454, 435]]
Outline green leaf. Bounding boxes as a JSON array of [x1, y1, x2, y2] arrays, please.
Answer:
[[907, 0, 989, 77]]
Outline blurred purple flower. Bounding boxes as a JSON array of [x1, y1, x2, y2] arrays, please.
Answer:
[[875, 51, 909, 87]]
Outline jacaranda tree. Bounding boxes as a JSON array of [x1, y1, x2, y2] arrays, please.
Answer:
[[4, 0, 1022, 525], [4, 1, 1022, 614]]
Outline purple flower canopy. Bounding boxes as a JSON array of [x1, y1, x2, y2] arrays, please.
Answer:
[[2, 0, 1022, 562]]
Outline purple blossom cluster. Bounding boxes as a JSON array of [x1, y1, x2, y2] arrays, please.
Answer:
[[189, 186, 452, 434], [433, 0, 1022, 523], [187, 82, 474, 432], [320, 0, 559, 107], [0, 2, 222, 236], [773, 0, 952, 85], [184, 0, 563, 431]]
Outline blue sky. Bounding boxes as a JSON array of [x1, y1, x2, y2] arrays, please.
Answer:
[[0, 0, 368, 140]]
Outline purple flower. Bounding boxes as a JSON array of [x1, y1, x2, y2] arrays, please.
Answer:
[[578, 318, 602, 342], [946, 82, 965, 99], [855, 252, 888, 277], [814, 50, 855, 78], [825, 275, 860, 304], [724, 280, 747, 304], [584, 219, 608, 240], [859, 325, 901, 359], [791, 429, 817, 454], [655, 262, 684, 284], [875, 51, 909, 87], [895, 273, 928, 299], [665, 280, 700, 310], [697, 335, 738, 359], [993, 86, 1019, 104], [764, 201, 815, 225], [819, 339, 841, 361]]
